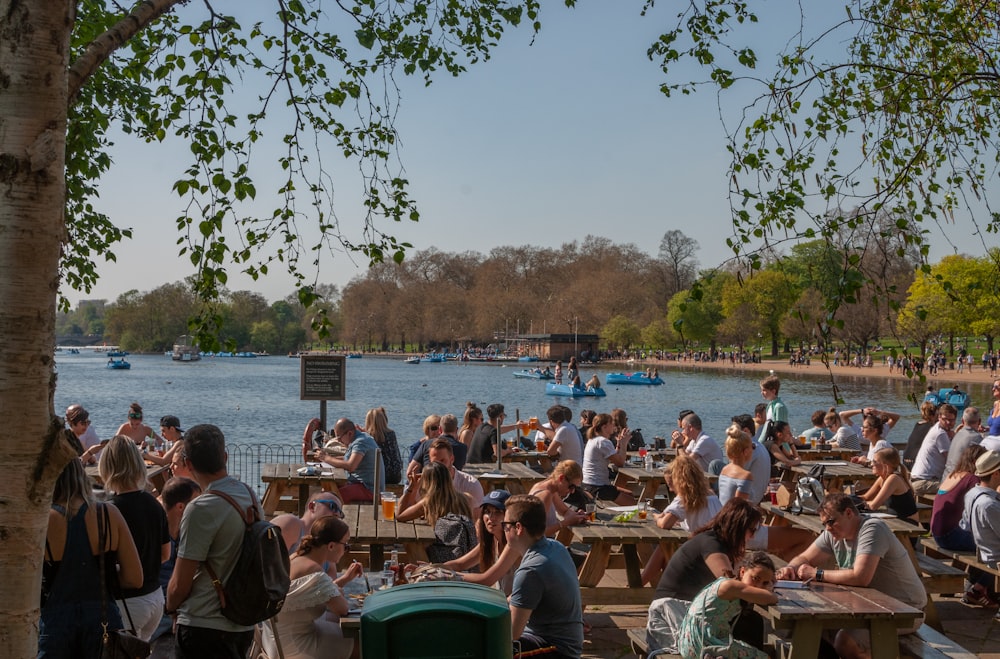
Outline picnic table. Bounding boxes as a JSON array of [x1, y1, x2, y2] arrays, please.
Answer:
[[462, 462, 546, 494], [341, 503, 437, 568], [503, 449, 552, 473], [768, 582, 922, 659], [86, 462, 169, 494], [796, 446, 861, 461], [780, 460, 877, 493], [613, 464, 667, 502], [558, 507, 688, 605], [260, 462, 349, 516]]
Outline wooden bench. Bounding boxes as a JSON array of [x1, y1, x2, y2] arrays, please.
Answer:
[[915, 552, 967, 594], [898, 624, 978, 658], [920, 537, 1000, 591], [626, 627, 680, 659]]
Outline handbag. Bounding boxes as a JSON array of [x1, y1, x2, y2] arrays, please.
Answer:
[[96, 503, 151, 659]]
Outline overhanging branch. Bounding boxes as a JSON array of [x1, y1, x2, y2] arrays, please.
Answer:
[[67, 0, 185, 106]]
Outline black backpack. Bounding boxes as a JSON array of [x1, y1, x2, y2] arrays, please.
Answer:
[[203, 484, 291, 625]]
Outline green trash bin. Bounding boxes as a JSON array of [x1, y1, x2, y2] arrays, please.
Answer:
[[360, 581, 512, 659]]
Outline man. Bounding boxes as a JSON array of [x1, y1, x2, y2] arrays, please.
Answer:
[[271, 489, 344, 554], [407, 413, 468, 477], [911, 403, 957, 495], [944, 406, 984, 476], [760, 374, 788, 423], [669, 408, 695, 448], [469, 403, 519, 463], [679, 413, 723, 472], [399, 438, 484, 513], [150, 477, 202, 646], [733, 413, 771, 504], [314, 417, 384, 502], [166, 424, 260, 659], [775, 493, 926, 658], [67, 404, 101, 463], [145, 414, 186, 467], [505, 494, 583, 658], [542, 406, 583, 466], [961, 450, 1000, 612]]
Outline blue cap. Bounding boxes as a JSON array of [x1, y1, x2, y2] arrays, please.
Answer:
[[481, 489, 511, 511]]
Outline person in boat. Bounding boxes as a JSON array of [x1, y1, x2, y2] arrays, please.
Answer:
[[585, 374, 601, 391], [542, 366, 553, 377], [570, 374, 583, 389], [553, 361, 563, 384]]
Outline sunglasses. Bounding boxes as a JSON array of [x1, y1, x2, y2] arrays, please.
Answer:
[[128, 413, 142, 419], [314, 500, 342, 515], [501, 521, 518, 531], [333, 540, 351, 551], [429, 425, 439, 431]]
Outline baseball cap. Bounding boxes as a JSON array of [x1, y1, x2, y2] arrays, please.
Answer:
[[160, 415, 184, 433], [480, 489, 511, 511], [974, 450, 1000, 478]]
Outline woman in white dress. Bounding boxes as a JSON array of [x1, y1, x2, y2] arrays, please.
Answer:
[[262, 517, 363, 659]]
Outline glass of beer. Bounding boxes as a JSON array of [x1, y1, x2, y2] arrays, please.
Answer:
[[535, 437, 546, 452], [381, 492, 396, 520], [529, 416, 539, 431], [519, 420, 528, 437], [585, 503, 596, 522], [637, 500, 648, 520], [810, 437, 818, 449]]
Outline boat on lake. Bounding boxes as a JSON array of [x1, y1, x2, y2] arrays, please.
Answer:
[[107, 350, 129, 358], [513, 368, 554, 380], [106, 358, 131, 370], [172, 335, 201, 362], [404, 356, 420, 364], [606, 372, 664, 386], [517, 355, 539, 362], [545, 382, 606, 397], [423, 354, 446, 363]]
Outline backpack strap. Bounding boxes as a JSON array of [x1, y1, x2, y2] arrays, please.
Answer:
[[200, 483, 260, 611]]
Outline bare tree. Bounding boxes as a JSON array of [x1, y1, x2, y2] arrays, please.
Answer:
[[657, 230, 700, 297]]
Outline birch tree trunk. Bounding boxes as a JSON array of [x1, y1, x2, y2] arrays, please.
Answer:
[[0, 1, 78, 656]]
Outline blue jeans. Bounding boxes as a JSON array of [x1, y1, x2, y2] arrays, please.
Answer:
[[933, 527, 976, 552]]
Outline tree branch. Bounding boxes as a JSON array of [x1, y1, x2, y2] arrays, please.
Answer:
[[67, 0, 185, 106]]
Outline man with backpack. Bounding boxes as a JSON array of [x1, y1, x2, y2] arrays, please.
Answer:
[[166, 424, 270, 658]]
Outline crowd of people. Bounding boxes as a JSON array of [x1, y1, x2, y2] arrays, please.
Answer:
[[40, 373, 1000, 659]]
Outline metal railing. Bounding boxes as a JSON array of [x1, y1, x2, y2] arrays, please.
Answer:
[[226, 442, 301, 496]]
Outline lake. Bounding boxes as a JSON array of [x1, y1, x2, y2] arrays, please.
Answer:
[[56, 352, 989, 454]]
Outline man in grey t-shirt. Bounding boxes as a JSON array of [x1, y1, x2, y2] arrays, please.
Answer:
[[944, 407, 984, 477], [775, 493, 925, 659]]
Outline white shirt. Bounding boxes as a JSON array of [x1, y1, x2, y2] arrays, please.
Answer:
[[686, 432, 723, 472], [550, 423, 583, 465], [911, 422, 951, 481], [452, 468, 484, 503], [582, 436, 617, 487]]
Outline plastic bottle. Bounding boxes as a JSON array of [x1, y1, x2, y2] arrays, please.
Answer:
[[389, 547, 400, 585], [644, 453, 653, 470], [382, 560, 393, 589]]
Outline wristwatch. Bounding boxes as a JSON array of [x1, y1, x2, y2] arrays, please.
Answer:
[[815, 568, 824, 582]]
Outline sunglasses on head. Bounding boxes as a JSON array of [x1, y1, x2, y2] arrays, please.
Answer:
[[128, 413, 142, 419], [315, 500, 342, 514]]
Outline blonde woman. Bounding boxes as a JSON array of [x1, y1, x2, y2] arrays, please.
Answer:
[[405, 414, 442, 477], [99, 435, 170, 641], [718, 424, 754, 504], [861, 446, 919, 523], [262, 517, 362, 659], [364, 407, 402, 484], [528, 460, 588, 537], [459, 402, 483, 448], [396, 461, 476, 562]]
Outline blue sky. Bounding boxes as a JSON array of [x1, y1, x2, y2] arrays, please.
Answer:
[[62, 1, 989, 307]]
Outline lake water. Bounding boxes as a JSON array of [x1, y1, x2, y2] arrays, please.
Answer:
[[56, 352, 992, 448]]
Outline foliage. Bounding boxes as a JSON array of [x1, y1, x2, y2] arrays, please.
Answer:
[[601, 315, 641, 351], [720, 269, 799, 355]]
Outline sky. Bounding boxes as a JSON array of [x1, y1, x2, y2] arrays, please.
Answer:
[[61, 1, 991, 307]]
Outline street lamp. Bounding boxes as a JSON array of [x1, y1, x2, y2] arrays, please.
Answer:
[[574, 316, 578, 359]]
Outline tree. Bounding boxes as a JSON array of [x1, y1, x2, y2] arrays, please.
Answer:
[[656, 229, 699, 298], [651, 0, 1000, 325], [0, 1, 549, 653], [721, 269, 799, 356], [601, 315, 641, 352]]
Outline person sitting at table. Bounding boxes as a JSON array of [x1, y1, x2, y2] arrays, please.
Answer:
[[648, 499, 767, 654], [678, 413, 724, 472], [407, 413, 468, 478], [718, 424, 755, 504], [302, 417, 324, 462], [669, 408, 695, 448], [961, 450, 1000, 610], [902, 401, 938, 468], [677, 551, 778, 659], [403, 437, 483, 506], [458, 402, 483, 449], [365, 406, 403, 485], [143, 415, 186, 468], [506, 494, 584, 659], [313, 418, 384, 504], [272, 490, 344, 555], [396, 461, 477, 563], [931, 444, 986, 551], [845, 407, 900, 466], [539, 406, 584, 467], [407, 414, 442, 466], [860, 446, 919, 523], [67, 404, 102, 464], [261, 517, 362, 659], [150, 477, 202, 645], [468, 403, 520, 463], [825, 407, 861, 452], [801, 410, 833, 444], [775, 493, 926, 659], [442, 490, 523, 595], [114, 401, 164, 450], [909, 403, 957, 493], [527, 461, 588, 537], [640, 451, 721, 586], [762, 420, 801, 470], [581, 413, 635, 506]]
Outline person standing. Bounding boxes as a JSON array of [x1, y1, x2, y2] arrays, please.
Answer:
[[759, 375, 788, 423], [505, 494, 583, 658], [166, 424, 263, 659]]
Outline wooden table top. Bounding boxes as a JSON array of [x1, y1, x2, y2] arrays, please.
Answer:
[[463, 462, 546, 480], [261, 462, 350, 483], [86, 462, 168, 487], [771, 582, 922, 623], [567, 511, 689, 545], [762, 502, 925, 537]]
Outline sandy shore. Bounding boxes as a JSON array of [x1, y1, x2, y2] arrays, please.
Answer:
[[610, 355, 999, 391]]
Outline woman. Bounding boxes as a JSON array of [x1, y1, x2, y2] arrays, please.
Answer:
[[578, 410, 596, 439], [365, 407, 402, 485], [931, 444, 986, 551], [849, 413, 893, 466], [585, 374, 601, 391], [67, 405, 102, 465], [861, 446, 919, 523], [443, 490, 522, 595], [458, 402, 483, 448], [396, 461, 476, 563], [987, 380, 1000, 436], [648, 499, 766, 655], [302, 418, 324, 462], [677, 552, 777, 659], [641, 452, 722, 586], [581, 413, 634, 505], [528, 460, 588, 537], [99, 435, 171, 640], [114, 402, 163, 450], [262, 517, 363, 659], [902, 401, 938, 468], [40, 459, 143, 659], [407, 414, 441, 465], [567, 356, 579, 383], [718, 424, 754, 504], [825, 407, 860, 452], [762, 420, 801, 469]]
